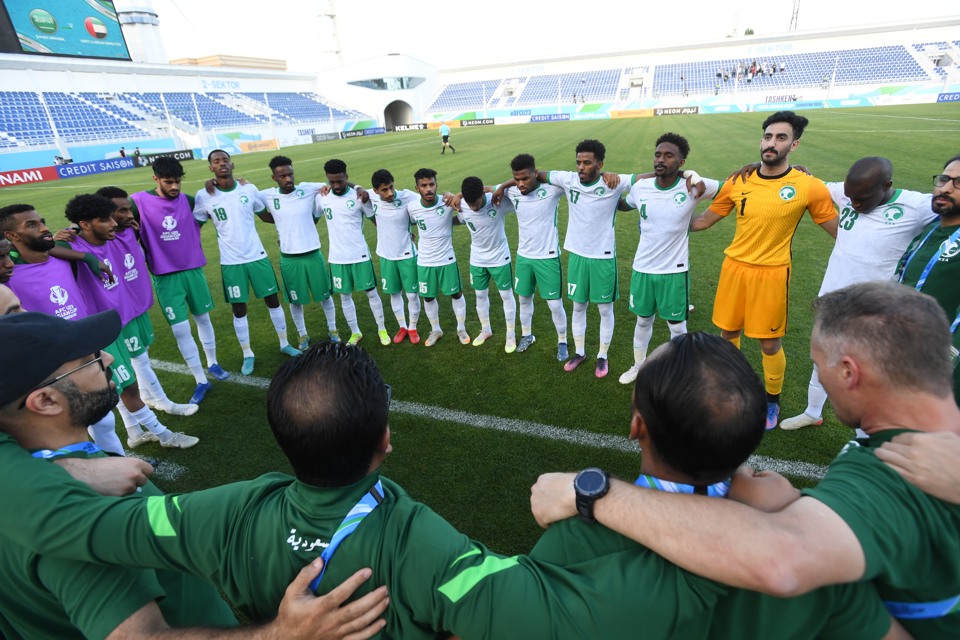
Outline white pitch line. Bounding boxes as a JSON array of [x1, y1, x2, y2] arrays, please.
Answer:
[[151, 359, 829, 480], [126, 451, 189, 483]]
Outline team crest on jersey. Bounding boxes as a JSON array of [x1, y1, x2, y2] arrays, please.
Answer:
[[435, 207, 444, 216], [295, 189, 305, 198], [239, 195, 249, 205], [882, 205, 904, 224], [594, 187, 606, 196], [838, 440, 862, 456], [486, 209, 497, 218], [162, 215, 177, 230], [673, 193, 687, 206], [49, 285, 69, 306], [346, 200, 356, 210], [537, 188, 547, 199], [779, 186, 797, 201], [939, 238, 960, 260], [394, 199, 403, 208], [124, 253, 135, 269]]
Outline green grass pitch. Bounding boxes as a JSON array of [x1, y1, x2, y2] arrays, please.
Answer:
[[3, 103, 957, 554]]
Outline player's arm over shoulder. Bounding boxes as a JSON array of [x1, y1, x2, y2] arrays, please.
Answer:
[[805, 176, 838, 224]]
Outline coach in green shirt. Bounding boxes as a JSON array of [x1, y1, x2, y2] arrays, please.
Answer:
[[0, 310, 386, 639], [897, 154, 960, 403], [532, 281, 960, 639], [441, 332, 894, 639]]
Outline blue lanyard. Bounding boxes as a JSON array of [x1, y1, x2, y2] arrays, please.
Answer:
[[951, 310, 960, 335], [634, 474, 731, 498], [885, 594, 960, 620], [31, 441, 102, 459], [899, 225, 960, 291], [309, 480, 384, 593]]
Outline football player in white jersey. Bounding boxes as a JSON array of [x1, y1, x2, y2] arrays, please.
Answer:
[[501, 154, 569, 360], [259, 156, 340, 350], [544, 140, 634, 378], [458, 176, 517, 352], [780, 156, 936, 430], [317, 159, 389, 346], [616, 133, 719, 384], [369, 169, 422, 344], [194, 150, 299, 376], [407, 168, 469, 347]]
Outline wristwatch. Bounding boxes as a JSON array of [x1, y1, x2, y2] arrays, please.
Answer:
[[574, 467, 609, 523]]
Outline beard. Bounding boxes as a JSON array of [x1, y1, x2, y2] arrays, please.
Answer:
[[760, 148, 787, 167], [26, 235, 55, 252], [57, 377, 119, 427], [932, 197, 960, 220]]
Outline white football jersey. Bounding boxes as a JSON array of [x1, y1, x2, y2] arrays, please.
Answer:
[[407, 197, 457, 267], [548, 170, 634, 259], [193, 183, 268, 265], [459, 193, 512, 267], [371, 189, 417, 261], [260, 182, 325, 254], [504, 182, 563, 260], [625, 177, 720, 274], [820, 184, 935, 295], [316, 187, 374, 265]]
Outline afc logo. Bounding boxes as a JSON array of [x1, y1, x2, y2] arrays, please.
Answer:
[[162, 216, 177, 231], [49, 285, 69, 306]]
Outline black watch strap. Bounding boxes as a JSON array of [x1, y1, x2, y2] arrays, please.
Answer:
[[574, 467, 609, 523]]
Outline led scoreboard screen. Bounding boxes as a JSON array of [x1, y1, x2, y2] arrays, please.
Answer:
[[0, 0, 131, 60]]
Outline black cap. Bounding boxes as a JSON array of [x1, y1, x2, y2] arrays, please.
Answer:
[[0, 310, 121, 406]]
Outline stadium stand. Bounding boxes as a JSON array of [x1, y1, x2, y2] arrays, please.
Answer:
[[426, 70, 623, 112], [427, 80, 502, 112], [0, 91, 55, 147], [241, 92, 368, 122], [652, 46, 930, 97], [515, 69, 621, 106], [0, 91, 370, 148], [423, 44, 941, 111]]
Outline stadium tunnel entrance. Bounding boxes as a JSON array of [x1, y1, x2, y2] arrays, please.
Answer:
[[384, 100, 414, 130]]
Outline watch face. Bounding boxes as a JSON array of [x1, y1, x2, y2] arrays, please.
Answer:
[[577, 469, 606, 495]]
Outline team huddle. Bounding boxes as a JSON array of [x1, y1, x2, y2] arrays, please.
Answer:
[[0, 110, 959, 639]]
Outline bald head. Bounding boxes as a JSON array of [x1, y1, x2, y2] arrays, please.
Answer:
[[847, 156, 892, 183], [844, 156, 894, 213]]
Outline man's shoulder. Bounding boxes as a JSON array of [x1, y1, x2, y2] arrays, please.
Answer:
[[804, 432, 933, 504], [532, 516, 640, 558], [178, 471, 296, 509], [787, 169, 829, 192], [892, 189, 934, 210]]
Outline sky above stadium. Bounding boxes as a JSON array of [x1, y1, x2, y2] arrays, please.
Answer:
[[153, 1, 949, 72]]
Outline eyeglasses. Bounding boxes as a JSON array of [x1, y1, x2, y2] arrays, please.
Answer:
[[18, 351, 105, 409], [933, 174, 960, 189]]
